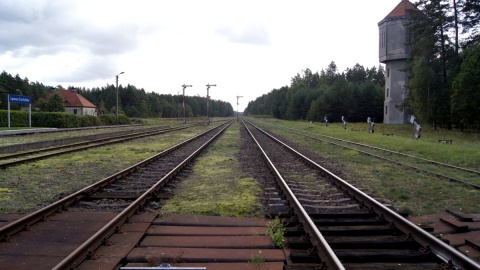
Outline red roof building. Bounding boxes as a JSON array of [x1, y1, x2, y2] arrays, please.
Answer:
[[44, 89, 98, 116]]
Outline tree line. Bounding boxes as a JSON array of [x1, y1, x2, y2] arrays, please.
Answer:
[[406, 0, 479, 130], [0, 71, 234, 119], [244, 63, 386, 124]]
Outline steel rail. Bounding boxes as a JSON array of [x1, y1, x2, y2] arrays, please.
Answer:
[[0, 121, 229, 241], [0, 124, 201, 169], [243, 120, 345, 270], [247, 120, 480, 270], [263, 122, 480, 175], [304, 133, 480, 190], [0, 126, 177, 160], [52, 120, 234, 269]]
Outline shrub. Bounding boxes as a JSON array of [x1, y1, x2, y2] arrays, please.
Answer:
[[1, 110, 129, 128], [99, 114, 131, 125], [0, 110, 30, 127]]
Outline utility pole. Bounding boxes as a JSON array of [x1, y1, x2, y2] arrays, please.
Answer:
[[236, 95, 243, 121], [182, 84, 192, 123], [177, 91, 181, 122], [115, 72, 124, 118], [206, 83, 216, 124]]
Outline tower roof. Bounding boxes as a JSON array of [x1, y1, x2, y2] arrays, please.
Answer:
[[379, 0, 416, 24]]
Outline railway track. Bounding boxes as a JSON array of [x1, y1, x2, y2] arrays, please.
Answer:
[[0, 124, 202, 169], [243, 120, 480, 269], [1, 119, 478, 269], [0, 120, 233, 269], [253, 121, 480, 190]]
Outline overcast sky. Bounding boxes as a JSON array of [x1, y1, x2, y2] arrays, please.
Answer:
[[0, 0, 415, 111]]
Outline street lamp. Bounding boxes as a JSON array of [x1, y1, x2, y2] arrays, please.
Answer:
[[236, 95, 243, 121], [182, 84, 192, 123], [206, 83, 216, 124], [177, 91, 181, 121], [115, 72, 124, 117]]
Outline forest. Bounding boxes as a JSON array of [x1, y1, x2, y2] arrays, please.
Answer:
[[244, 64, 386, 123], [246, 0, 480, 130], [0, 73, 234, 119]]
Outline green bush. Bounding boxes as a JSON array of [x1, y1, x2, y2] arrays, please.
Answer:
[[1, 110, 130, 128], [0, 110, 30, 127], [32, 112, 81, 128], [79, 115, 101, 127], [99, 114, 131, 125]]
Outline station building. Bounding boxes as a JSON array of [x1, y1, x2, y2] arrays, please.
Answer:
[[43, 88, 98, 116]]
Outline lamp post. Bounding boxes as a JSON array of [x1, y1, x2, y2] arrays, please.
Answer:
[[206, 83, 216, 124], [115, 72, 124, 117], [182, 84, 192, 123], [177, 91, 181, 122], [236, 95, 243, 121]]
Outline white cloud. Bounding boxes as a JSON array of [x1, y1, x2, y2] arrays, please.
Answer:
[[0, 0, 415, 111]]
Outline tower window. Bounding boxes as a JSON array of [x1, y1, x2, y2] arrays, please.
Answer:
[[386, 88, 389, 97], [387, 68, 390, 77], [385, 106, 388, 114]]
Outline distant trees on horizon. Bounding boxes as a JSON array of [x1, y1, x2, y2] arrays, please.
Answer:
[[244, 63, 386, 124], [0, 71, 234, 119]]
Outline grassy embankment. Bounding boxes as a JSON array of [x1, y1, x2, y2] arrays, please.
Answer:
[[250, 118, 480, 216]]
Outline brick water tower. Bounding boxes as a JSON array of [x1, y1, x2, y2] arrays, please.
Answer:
[[378, 0, 416, 124]]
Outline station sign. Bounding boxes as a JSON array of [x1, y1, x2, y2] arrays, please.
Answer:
[[8, 94, 31, 104], [7, 94, 32, 128]]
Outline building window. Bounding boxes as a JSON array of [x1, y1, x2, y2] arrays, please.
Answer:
[[386, 88, 389, 97], [385, 106, 388, 114], [387, 68, 390, 77], [73, 109, 77, 115]]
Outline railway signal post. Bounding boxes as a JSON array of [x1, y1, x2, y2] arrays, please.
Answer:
[[182, 84, 192, 124], [206, 83, 216, 125]]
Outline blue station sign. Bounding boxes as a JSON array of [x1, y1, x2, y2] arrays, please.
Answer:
[[8, 94, 31, 104]]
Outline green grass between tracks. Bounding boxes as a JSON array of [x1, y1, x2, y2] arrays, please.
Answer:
[[161, 121, 263, 217]]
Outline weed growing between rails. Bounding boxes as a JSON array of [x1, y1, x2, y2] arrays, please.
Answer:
[[249, 250, 269, 270], [266, 216, 285, 248]]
